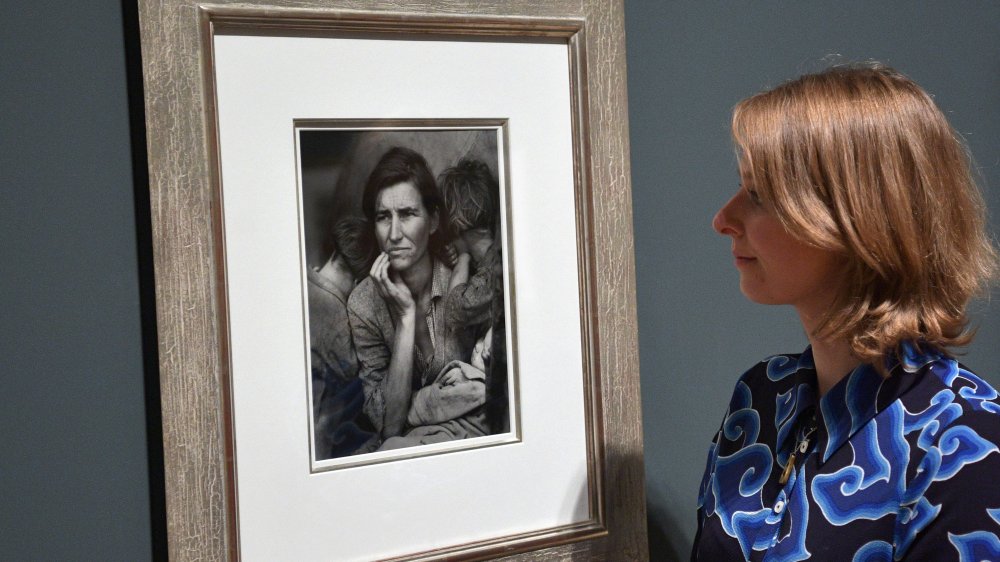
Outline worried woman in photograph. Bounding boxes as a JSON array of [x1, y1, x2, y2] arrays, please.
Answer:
[[347, 146, 488, 450], [693, 64, 1000, 560]]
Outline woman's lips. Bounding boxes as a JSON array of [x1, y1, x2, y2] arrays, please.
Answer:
[[734, 255, 756, 267]]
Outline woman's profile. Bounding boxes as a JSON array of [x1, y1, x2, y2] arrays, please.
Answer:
[[693, 63, 1000, 560]]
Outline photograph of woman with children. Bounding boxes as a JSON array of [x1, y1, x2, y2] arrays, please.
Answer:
[[298, 126, 512, 464]]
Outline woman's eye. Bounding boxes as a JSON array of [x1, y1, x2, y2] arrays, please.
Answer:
[[738, 183, 762, 206]]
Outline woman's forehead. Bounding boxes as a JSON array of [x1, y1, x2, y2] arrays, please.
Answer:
[[375, 181, 423, 210]]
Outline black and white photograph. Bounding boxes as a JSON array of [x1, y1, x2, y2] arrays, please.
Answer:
[[296, 124, 516, 468]]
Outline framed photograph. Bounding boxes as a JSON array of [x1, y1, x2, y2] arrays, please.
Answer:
[[137, 1, 644, 560], [297, 120, 517, 471]]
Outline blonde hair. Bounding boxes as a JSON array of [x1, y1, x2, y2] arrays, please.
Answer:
[[732, 63, 997, 366]]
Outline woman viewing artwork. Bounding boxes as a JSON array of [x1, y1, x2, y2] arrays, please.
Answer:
[[693, 63, 1000, 560]]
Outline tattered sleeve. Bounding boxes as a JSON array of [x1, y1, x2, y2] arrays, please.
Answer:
[[347, 292, 391, 436], [444, 248, 503, 328]]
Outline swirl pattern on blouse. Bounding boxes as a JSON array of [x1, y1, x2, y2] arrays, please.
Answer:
[[693, 342, 1000, 561]]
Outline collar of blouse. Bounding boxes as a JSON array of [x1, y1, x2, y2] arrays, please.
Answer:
[[772, 341, 946, 466]]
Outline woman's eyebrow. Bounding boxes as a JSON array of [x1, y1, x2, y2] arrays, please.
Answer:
[[374, 206, 421, 219]]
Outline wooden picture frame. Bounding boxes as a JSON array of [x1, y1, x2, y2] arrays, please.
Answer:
[[137, 1, 644, 559]]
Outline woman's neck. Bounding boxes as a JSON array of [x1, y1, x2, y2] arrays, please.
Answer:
[[809, 337, 860, 397], [399, 254, 433, 299], [798, 308, 861, 397]]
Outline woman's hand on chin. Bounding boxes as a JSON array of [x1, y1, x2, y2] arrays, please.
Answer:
[[371, 252, 415, 322]]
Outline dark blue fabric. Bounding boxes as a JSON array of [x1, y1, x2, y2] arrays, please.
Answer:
[[693, 342, 1000, 561]]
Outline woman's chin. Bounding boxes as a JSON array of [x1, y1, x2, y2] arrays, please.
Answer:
[[738, 283, 780, 306], [387, 255, 411, 271]]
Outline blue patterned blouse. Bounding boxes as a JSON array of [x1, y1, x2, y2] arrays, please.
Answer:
[[693, 341, 1000, 561]]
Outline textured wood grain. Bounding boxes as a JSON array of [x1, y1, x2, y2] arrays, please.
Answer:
[[137, 1, 644, 559], [576, 3, 646, 560], [138, 1, 230, 560]]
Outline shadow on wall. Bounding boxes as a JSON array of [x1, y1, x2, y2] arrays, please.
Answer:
[[647, 485, 688, 561]]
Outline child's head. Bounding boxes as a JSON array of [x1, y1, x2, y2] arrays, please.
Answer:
[[324, 215, 375, 282], [438, 158, 500, 237]]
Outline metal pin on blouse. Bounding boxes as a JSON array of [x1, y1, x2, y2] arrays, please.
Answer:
[[779, 453, 795, 484]]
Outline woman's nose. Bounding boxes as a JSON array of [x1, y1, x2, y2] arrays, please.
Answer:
[[388, 216, 402, 240], [712, 193, 742, 237]]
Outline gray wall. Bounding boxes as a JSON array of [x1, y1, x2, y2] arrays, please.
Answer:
[[626, 3, 1000, 560], [0, 1, 159, 560], [1, 2, 997, 560]]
